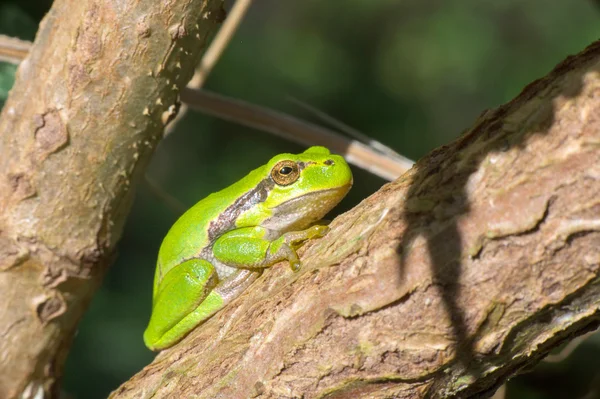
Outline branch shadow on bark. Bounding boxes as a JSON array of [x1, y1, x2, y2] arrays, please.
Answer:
[[398, 41, 600, 394]]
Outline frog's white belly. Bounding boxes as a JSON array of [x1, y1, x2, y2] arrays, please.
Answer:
[[202, 251, 239, 280]]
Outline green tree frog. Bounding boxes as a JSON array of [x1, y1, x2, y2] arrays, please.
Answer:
[[143, 146, 353, 351]]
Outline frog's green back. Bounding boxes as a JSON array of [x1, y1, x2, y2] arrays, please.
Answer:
[[146, 147, 353, 349], [153, 146, 353, 296], [155, 166, 268, 289]]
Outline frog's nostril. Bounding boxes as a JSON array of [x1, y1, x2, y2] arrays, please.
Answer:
[[324, 159, 334, 166]]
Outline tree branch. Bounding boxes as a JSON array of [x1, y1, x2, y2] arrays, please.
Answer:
[[111, 41, 600, 398], [180, 87, 413, 179], [0, 34, 30, 64], [0, 0, 224, 397], [1, 35, 414, 181]]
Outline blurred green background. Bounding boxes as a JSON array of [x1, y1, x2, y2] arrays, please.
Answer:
[[1, 1, 599, 398]]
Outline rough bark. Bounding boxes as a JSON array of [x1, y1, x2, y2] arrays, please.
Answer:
[[111, 41, 600, 399], [0, 1, 224, 398]]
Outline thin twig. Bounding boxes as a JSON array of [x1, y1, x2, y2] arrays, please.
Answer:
[[543, 331, 595, 363], [143, 175, 188, 215], [0, 31, 413, 180], [181, 88, 413, 180], [287, 96, 404, 159], [166, 0, 254, 136], [0, 35, 30, 64], [191, 0, 253, 88], [490, 384, 506, 399]]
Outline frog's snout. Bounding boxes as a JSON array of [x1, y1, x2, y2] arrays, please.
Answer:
[[325, 156, 353, 187]]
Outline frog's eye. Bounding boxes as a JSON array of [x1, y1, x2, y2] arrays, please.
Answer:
[[271, 160, 300, 186]]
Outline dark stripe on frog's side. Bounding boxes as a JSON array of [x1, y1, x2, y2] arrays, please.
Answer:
[[206, 177, 275, 242], [204, 161, 313, 242]]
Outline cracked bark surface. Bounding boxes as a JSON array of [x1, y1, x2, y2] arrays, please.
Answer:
[[111, 42, 600, 399], [0, 0, 223, 398]]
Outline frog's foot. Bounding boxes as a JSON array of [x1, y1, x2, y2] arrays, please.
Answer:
[[286, 225, 330, 246], [268, 225, 330, 272], [305, 224, 330, 239], [266, 242, 301, 272], [312, 219, 332, 227]]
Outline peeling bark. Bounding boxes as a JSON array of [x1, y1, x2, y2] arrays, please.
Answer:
[[111, 42, 600, 398], [0, 0, 224, 398]]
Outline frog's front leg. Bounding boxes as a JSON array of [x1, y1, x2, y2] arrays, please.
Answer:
[[212, 225, 329, 272]]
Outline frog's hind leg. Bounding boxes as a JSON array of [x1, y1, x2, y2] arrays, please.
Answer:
[[143, 258, 218, 351]]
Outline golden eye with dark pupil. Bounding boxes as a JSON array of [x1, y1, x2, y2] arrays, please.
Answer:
[[271, 160, 299, 186]]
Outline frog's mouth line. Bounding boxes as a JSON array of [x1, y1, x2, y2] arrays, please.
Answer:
[[263, 184, 352, 232], [273, 183, 352, 208]]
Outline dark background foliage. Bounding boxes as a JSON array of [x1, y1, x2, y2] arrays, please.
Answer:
[[1, 1, 599, 398]]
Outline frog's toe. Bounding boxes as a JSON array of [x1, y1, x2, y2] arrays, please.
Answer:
[[289, 258, 301, 272], [307, 225, 330, 238]]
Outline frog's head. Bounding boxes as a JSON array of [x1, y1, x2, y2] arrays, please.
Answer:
[[259, 146, 353, 231]]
